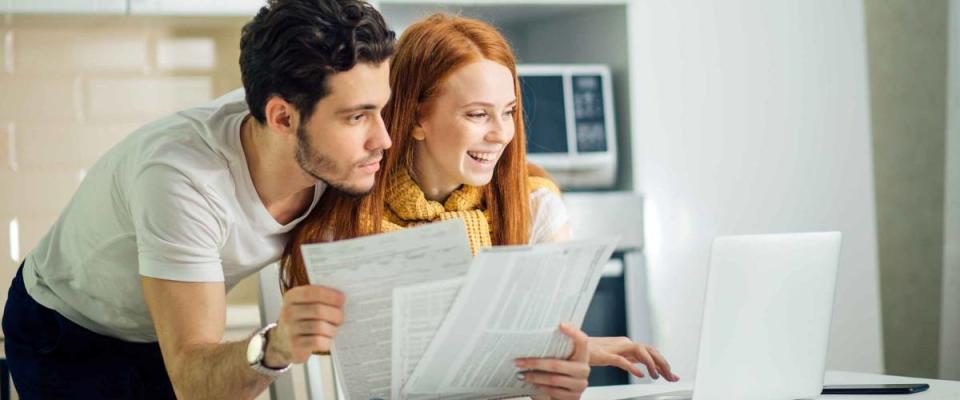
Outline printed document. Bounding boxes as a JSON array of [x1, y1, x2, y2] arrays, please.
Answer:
[[301, 219, 616, 400], [401, 239, 615, 399], [301, 220, 473, 400]]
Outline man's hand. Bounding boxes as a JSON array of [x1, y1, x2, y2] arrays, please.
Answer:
[[265, 285, 346, 367], [517, 323, 591, 400], [587, 336, 679, 382]]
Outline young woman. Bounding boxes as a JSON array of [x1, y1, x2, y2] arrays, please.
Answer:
[[283, 14, 678, 399]]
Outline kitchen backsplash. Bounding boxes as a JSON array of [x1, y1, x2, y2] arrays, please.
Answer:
[[0, 15, 262, 327]]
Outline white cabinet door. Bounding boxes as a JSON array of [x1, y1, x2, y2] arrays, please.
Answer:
[[128, 0, 265, 16], [7, 0, 126, 14]]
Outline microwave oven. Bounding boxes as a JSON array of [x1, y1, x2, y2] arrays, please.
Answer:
[[518, 64, 617, 189]]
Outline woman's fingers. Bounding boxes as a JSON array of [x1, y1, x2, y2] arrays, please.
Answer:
[[609, 354, 645, 378], [514, 323, 592, 399], [515, 358, 590, 379], [519, 370, 588, 393], [631, 345, 660, 380], [587, 336, 682, 381], [587, 340, 645, 378], [649, 347, 679, 381], [605, 338, 658, 380], [558, 323, 590, 362], [527, 382, 581, 400]]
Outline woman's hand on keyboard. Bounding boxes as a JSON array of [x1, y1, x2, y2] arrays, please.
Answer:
[[587, 336, 679, 382]]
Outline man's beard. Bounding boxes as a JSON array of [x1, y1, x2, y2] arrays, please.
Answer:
[[295, 125, 377, 198]]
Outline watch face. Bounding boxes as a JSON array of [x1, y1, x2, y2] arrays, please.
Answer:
[[246, 333, 264, 365]]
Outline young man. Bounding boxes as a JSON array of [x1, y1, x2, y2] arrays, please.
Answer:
[[1, 0, 394, 398]]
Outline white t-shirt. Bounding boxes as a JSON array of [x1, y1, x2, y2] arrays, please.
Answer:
[[528, 188, 570, 244], [23, 89, 325, 342]]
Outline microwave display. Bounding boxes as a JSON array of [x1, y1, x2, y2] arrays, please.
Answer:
[[573, 75, 607, 152]]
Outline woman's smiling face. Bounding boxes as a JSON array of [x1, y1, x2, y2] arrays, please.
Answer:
[[412, 59, 517, 190]]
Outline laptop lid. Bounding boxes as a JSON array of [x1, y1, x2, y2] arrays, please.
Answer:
[[691, 232, 842, 400]]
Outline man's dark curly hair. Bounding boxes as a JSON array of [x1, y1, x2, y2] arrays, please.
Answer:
[[239, 0, 396, 124]]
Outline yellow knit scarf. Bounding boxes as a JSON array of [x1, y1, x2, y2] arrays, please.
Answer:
[[380, 168, 559, 255]]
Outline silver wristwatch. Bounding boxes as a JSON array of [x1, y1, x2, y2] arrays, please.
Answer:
[[246, 322, 292, 377]]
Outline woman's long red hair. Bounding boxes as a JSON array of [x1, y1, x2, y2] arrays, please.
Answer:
[[280, 14, 536, 290]]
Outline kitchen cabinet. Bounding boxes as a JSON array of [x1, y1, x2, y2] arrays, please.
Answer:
[[127, 0, 263, 16], [5, 0, 126, 14]]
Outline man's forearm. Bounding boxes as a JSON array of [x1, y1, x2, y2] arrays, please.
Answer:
[[167, 339, 275, 400]]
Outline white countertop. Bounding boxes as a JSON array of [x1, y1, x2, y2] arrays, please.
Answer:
[[581, 370, 960, 400]]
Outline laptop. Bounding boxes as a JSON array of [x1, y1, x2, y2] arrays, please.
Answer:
[[628, 232, 842, 400]]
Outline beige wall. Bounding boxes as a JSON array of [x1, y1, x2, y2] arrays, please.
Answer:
[[942, 0, 960, 381], [0, 15, 262, 337], [865, 0, 949, 378]]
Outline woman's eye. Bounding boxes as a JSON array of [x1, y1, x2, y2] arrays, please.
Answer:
[[504, 108, 516, 117], [467, 112, 488, 119], [350, 113, 365, 122]]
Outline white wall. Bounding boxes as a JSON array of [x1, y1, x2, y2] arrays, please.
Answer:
[[941, 0, 960, 381], [627, 0, 884, 378]]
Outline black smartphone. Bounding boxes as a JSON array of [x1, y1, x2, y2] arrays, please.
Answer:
[[822, 383, 930, 395]]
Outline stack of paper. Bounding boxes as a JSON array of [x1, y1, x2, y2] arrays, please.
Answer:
[[301, 219, 616, 400]]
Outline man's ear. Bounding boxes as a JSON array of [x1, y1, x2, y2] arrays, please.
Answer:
[[263, 96, 297, 137]]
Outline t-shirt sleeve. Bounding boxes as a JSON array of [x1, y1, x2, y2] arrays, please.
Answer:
[[529, 187, 571, 244], [129, 165, 227, 282]]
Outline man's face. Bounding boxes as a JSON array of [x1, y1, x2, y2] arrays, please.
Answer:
[[295, 61, 392, 196]]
